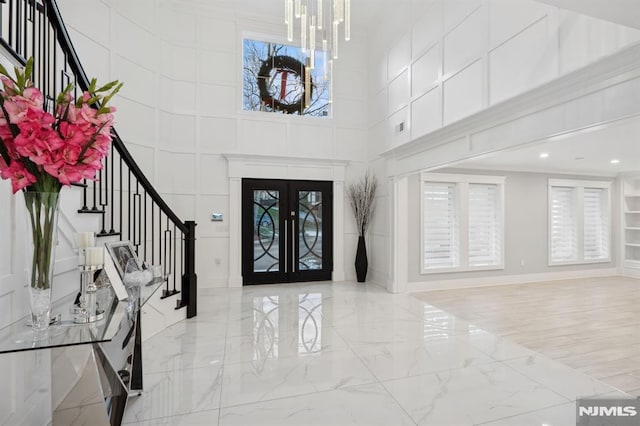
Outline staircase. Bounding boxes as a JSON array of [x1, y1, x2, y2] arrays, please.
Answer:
[[0, 0, 197, 318]]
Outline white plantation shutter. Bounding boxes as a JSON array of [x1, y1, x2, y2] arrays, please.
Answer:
[[550, 186, 578, 262], [423, 182, 458, 269], [468, 184, 501, 267], [583, 188, 609, 260]]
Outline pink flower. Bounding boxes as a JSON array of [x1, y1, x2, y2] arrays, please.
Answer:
[[0, 123, 13, 142], [0, 160, 36, 193], [56, 97, 78, 123], [0, 76, 17, 96], [0, 70, 119, 191], [13, 111, 63, 165], [61, 143, 82, 165], [3, 88, 45, 124], [58, 121, 88, 146], [51, 164, 83, 186]]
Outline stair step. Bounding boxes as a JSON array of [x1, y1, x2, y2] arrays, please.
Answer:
[[77, 208, 105, 214], [97, 231, 120, 237], [161, 289, 180, 300], [175, 299, 187, 310], [70, 182, 88, 188]]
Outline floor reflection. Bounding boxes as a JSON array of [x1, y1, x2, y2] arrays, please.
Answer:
[[252, 296, 279, 364], [423, 304, 484, 337], [251, 293, 324, 365], [298, 294, 322, 354]]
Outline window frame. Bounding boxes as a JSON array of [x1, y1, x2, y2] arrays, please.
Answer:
[[547, 179, 612, 266], [420, 173, 506, 275], [240, 33, 333, 120]]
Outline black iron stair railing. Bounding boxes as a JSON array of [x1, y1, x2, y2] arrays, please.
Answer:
[[0, 0, 197, 318]]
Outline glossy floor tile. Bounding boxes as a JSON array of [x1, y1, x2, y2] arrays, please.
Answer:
[[383, 362, 567, 425], [124, 280, 630, 425]]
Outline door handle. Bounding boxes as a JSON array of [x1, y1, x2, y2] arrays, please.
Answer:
[[284, 219, 288, 273], [292, 217, 296, 273]]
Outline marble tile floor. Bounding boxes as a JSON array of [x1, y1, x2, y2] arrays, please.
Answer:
[[123, 281, 629, 425], [413, 276, 640, 396]]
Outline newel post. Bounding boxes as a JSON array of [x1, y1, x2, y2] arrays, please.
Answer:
[[182, 220, 197, 318]]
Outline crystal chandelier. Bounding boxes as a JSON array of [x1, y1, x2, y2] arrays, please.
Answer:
[[284, 0, 351, 105]]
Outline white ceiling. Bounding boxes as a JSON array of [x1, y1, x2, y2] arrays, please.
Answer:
[[457, 116, 640, 176], [535, 0, 640, 30]]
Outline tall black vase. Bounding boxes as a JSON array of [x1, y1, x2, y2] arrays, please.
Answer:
[[355, 235, 368, 283]]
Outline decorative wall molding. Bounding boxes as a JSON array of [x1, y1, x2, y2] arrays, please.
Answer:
[[225, 153, 350, 180], [224, 153, 349, 287], [408, 268, 619, 293], [382, 42, 640, 176]]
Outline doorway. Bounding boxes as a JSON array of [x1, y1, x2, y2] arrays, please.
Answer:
[[242, 179, 333, 285]]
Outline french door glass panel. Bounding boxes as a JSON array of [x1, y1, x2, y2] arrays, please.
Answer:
[[253, 190, 280, 273], [242, 179, 332, 285], [298, 191, 323, 271]]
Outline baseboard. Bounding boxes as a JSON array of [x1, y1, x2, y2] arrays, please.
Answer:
[[623, 268, 640, 279], [407, 268, 620, 293], [365, 267, 387, 288]]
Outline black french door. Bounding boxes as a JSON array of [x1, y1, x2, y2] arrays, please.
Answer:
[[242, 179, 333, 285]]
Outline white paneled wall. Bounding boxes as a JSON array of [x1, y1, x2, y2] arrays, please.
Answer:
[[444, 60, 484, 125], [57, 0, 369, 288], [488, 16, 556, 104], [368, 0, 640, 155], [366, 0, 640, 290]]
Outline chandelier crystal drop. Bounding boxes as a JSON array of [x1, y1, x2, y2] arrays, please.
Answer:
[[285, 0, 351, 104]]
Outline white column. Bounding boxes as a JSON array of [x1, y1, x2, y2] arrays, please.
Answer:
[[387, 175, 409, 293], [228, 177, 242, 288], [333, 181, 346, 282]]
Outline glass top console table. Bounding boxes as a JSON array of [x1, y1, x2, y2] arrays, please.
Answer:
[[0, 278, 164, 355], [0, 278, 166, 426]]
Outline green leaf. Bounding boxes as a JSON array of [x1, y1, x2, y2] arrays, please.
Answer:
[[95, 80, 119, 93], [56, 82, 75, 105], [84, 95, 101, 106], [0, 63, 10, 78], [101, 82, 123, 107], [14, 66, 24, 91], [89, 77, 97, 93], [24, 57, 34, 81]]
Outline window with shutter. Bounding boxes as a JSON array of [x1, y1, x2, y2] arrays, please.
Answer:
[[421, 173, 505, 273], [469, 183, 501, 267], [423, 182, 458, 269], [548, 179, 611, 265], [549, 186, 578, 263], [583, 187, 609, 260]]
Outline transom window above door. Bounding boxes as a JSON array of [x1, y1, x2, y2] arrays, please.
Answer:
[[421, 173, 506, 274], [242, 38, 331, 117]]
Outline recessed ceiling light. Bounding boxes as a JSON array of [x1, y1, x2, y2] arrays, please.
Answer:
[[539, 153, 549, 159], [611, 159, 620, 164], [574, 157, 585, 160]]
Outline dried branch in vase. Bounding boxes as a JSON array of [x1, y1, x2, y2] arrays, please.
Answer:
[[348, 171, 377, 237]]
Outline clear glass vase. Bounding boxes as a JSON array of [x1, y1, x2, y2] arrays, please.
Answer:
[[24, 191, 60, 332]]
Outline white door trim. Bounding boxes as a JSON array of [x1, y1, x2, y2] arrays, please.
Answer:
[[224, 153, 349, 287]]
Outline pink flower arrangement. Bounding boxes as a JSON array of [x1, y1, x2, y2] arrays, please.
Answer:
[[0, 58, 122, 193]]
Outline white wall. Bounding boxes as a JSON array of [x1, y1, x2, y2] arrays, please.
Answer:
[[367, 0, 640, 290], [367, 0, 640, 157], [406, 169, 618, 287], [57, 0, 370, 287]]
